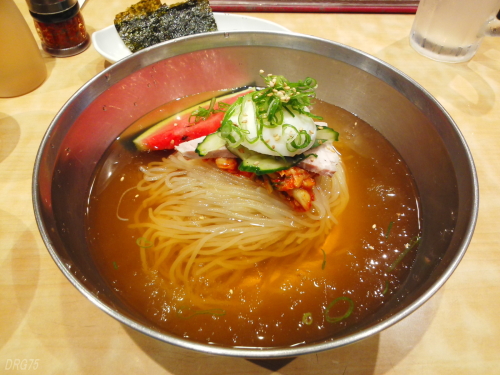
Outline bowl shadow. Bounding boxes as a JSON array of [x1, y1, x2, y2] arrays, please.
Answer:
[[0, 114, 21, 164], [122, 324, 378, 374]]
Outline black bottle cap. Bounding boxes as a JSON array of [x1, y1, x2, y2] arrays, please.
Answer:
[[25, 0, 78, 15]]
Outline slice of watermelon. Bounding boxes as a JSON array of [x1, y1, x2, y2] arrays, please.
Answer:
[[133, 87, 255, 151]]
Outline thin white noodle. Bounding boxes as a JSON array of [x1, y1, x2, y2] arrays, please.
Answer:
[[131, 152, 349, 293]]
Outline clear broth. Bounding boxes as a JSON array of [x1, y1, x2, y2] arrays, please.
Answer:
[[86, 95, 421, 348]]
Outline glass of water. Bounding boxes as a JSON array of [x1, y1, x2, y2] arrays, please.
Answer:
[[410, 0, 500, 63]]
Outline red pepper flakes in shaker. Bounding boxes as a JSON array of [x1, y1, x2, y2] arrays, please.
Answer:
[[25, 0, 90, 57]]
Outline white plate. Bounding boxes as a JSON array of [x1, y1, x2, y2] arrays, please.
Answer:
[[92, 13, 290, 63]]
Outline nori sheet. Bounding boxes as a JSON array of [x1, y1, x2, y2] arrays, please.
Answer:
[[114, 0, 218, 53]]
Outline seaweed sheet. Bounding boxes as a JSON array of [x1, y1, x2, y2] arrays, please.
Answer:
[[114, 0, 218, 53]]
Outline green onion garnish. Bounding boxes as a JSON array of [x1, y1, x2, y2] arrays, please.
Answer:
[[385, 221, 394, 239], [215, 73, 323, 155], [382, 280, 389, 295], [302, 312, 313, 325], [189, 97, 228, 124], [324, 296, 354, 323], [176, 306, 226, 320], [386, 236, 421, 273], [112, 261, 118, 270], [321, 248, 327, 270], [136, 237, 153, 248]]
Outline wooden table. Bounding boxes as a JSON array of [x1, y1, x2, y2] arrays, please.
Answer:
[[1, 0, 499, 373]]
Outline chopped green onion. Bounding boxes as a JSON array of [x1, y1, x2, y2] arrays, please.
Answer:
[[267, 97, 282, 124], [321, 248, 327, 270], [189, 97, 215, 123], [177, 306, 226, 319], [302, 312, 313, 325], [200, 73, 329, 163], [282, 124, 312, 153], [217, 101, 231, 111], [291, 130, 311, 150], [220, 118, 245, 148], [112, 261, 118, 270], [189, 98, 229, 124], [385, 221, 394, 239], [324, 296, 354, 323], [136, 237, 153, 248], [386, 236, 421, 273], [382, 280, 389, 295]]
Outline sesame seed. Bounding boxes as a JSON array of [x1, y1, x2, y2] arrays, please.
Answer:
[[253, 161, 260, 165], [259, 69, 264, 73]]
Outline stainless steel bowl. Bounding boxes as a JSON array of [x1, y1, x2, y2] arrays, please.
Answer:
[[33, 31, 478, 358]]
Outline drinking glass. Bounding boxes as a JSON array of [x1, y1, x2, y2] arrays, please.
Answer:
[[410, 0, 500, 63]]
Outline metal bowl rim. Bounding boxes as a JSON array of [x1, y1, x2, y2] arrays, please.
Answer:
[[32, 30, 479, 358]]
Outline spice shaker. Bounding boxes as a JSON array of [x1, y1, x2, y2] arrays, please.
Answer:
[[25, 0, 90, 57]]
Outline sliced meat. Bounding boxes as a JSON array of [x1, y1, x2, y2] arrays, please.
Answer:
[[176, 135, 339, 177], [298, 142, 340, 177]]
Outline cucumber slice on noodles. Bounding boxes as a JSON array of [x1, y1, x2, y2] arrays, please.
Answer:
[[195, 132, 226, 157], [228, 145, 310, 175], [311, 126, 339, 148]]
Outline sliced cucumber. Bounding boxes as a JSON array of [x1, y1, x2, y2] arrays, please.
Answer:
[[312, 126, 339, 148], [195, 132, 226, 156], [228, 145, 308, 175]]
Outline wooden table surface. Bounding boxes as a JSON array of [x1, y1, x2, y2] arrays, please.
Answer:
[[1, 0, 499, 373]]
